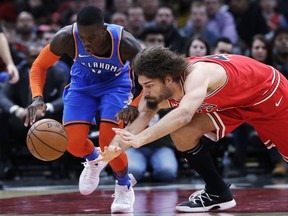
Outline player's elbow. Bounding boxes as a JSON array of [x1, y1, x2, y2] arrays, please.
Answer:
[[177, 108, 193, 126]]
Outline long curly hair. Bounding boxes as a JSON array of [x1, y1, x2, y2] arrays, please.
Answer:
[[132, 46, 188, 82]]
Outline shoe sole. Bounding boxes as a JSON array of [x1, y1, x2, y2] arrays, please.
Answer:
[[176, 199, 236, 212]]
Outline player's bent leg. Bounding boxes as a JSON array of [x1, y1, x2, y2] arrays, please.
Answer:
[[171, 113, 236, 212], [66, 124, 107, 195], [99, 121, 136, 212]]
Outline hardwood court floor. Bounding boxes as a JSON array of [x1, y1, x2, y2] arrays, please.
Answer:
[[0, 174, 288, 216]]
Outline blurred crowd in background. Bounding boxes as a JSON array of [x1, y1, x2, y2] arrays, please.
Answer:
[[0, 0, 287, 183]]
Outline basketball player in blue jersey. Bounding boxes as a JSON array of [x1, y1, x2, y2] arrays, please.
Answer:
[[24, 6, 142, 213]]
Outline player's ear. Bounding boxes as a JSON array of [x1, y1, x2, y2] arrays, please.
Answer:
[[164, 75, 173, 85]]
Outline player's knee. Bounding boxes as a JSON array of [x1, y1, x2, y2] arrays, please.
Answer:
[[67, 139, 87, 157]]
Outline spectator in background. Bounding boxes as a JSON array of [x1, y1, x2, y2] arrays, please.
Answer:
[[140, 0, 160, 25], [15, 11, 37, 48], [111, 12, 129, 29], [185, 36, 210, 57], [204, 0, 238, 45], [213, 37, 233, 54], [277, 0, 288, 22], [0, 25, 19, 84], [18, 0, 53, 25], [228, 0, 269, 53], [0, 43, 69, 179], [272, 27, 288, 79], [0, 24, 19, 181], [12, 11, 37, 60], [141, 26, 165, 48], [181, 1, 218, 47], [126, 5, 146, 40], [153, 4, 187, 54], [250, 34, 274, 66], [113, 0, 132, 14], [259, 0, 288, 34]]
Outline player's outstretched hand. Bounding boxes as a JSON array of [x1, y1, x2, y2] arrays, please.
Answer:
[[93, 146, 122, 163], [24, 96, 46, 127], [112, 128, 144, 148], [116, 105, 139, 124]]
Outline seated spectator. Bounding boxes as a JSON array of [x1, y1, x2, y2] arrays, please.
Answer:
[[0, 43, 69, 179], [142, 26, 165, 48], [228, 0, 269, 53], [126, 4, 146, 40], [185, 36, 210, 57], [249, 34, 274, 65], [213, 37, 234, 54], [180, 1, 218, 47], [259, 0, 288, 33], [126, 109, 178, 182], [152, 4, 187, 54], [140, 0, 160, 25], [111, 12, 129, 29], [204, 0, 238, 45], [272, 27, 288, 79]]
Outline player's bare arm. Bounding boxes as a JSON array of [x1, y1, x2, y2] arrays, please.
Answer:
[[114, 63, 223, 148], [93, 95, 158, 163], [24, 26, 75, 127], [49, 25, 75, 58], [119, 30, 142, 62]]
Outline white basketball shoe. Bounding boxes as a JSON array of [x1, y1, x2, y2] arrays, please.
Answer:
[[111, 173, 137, 213], [79, 149, 108, 195]]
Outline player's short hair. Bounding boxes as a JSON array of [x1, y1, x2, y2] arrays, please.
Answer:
[[77, 6, 104, 26], [132, 46, 187, 81], [215, 37, 232, 45]]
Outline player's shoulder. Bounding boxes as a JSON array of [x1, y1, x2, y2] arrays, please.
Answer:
[[119, 30, 142, 61], [53, 25, 73, 41]]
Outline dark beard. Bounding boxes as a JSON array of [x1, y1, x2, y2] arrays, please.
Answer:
[[146, 101, 158, 110], [145, 86, 173, 110]]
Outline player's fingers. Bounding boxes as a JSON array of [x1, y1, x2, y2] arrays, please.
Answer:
[[31, 108, 37, 125]]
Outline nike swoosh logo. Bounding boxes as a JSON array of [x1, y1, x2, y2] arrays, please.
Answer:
[[78, 54, 90, 57], [275, 96, 283, 107], [115, 67, 123, 76]]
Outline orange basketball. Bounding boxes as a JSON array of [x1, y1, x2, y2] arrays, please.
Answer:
[[26, 118, 68, 161]]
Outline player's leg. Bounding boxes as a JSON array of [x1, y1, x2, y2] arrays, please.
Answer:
[[100, 92, 136, 213], [63, 88, 107, 195], [172, 112, 240, 212]]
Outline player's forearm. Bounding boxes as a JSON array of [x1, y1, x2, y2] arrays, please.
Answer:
[[111, 109, 157, 151], [0, 33, 15, 66], [30, 45, 60, 98]]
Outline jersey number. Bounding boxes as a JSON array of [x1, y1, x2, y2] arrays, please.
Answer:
[[205, 54, 230, 61]]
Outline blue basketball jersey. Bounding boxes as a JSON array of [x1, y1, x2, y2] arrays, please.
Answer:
[[62, 23, 134, 125], [69, 23, 133, 95]]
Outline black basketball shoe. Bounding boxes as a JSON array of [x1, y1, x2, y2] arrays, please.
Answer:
[[176, 185, 236, 212]]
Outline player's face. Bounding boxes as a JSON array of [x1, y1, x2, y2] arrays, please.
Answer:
[[77, 23, 107, 54], [138, 75, 173, 110]]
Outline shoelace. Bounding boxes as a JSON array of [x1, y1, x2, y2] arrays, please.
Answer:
[[189, 190, 215, 207], [81, 161, 100, 179]]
